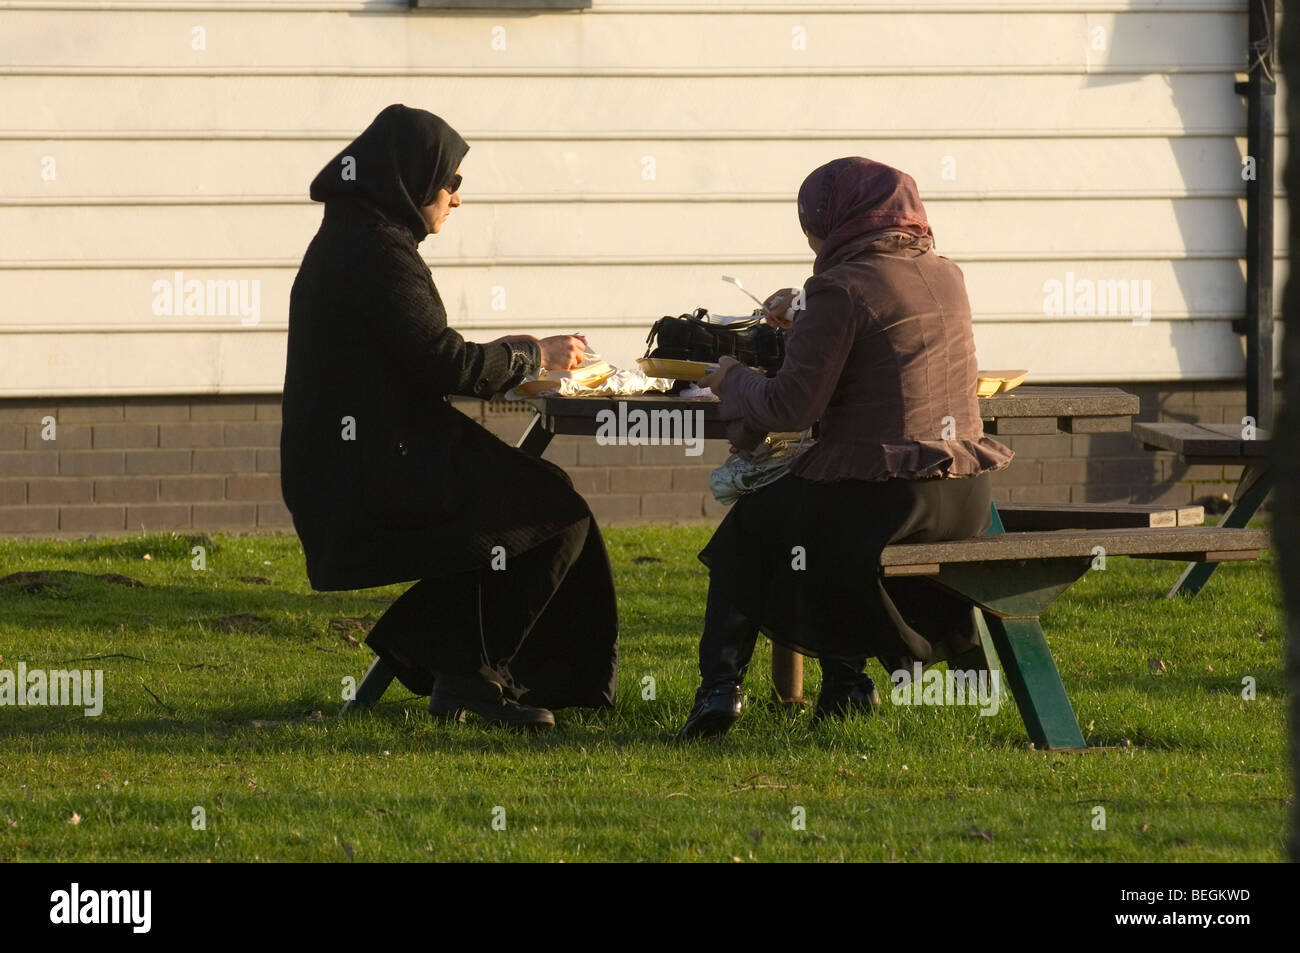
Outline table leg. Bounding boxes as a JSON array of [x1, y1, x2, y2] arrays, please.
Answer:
[[516, 412, 556, 456], [340, 657, 395, 714], [982, 616, 1087, 750], [1167, 464, 1273, 598], [771, 643, 804, 704]]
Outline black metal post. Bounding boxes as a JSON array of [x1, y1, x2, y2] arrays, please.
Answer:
[[1243, 0, 1277, 430]]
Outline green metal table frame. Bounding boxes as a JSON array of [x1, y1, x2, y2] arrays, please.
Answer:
[[944, 502, 1089, 751]]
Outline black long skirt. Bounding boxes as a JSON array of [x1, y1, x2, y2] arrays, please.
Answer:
[[698, 470, 993, 668], [364, 510, 619, 710]]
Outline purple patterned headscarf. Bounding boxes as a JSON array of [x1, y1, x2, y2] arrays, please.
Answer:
[[797, 157, 934, 275]]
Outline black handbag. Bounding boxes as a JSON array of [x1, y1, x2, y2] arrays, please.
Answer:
[[643, 308, 786, 376]]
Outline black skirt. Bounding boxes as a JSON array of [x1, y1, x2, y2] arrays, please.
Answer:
[[698, 470, 993, 668], [364, 507, 619, 711]]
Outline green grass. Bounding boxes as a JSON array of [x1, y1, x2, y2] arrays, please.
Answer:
[[0, 521, 1287, 862]]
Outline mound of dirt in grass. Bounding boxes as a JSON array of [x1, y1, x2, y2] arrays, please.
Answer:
[[0, 570, 146, 594]]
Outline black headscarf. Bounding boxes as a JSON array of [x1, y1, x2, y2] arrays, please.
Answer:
[[309, 104, 468, 244]]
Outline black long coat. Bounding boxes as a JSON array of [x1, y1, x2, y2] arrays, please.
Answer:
[[279, 198, 591, 592]]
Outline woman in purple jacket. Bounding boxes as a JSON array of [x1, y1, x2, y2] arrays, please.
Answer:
[[682, 157, 1014, 739]]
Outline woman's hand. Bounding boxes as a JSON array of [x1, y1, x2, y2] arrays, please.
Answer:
[[698, 355, 739, 396], [761, 288, 801, 329], [539, 334, 589, 371]]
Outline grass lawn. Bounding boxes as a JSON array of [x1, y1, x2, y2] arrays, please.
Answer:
[[0, 521, 1287, 862]]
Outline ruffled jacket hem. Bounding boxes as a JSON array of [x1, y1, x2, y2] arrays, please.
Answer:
[[789, 436, 1014, 483]]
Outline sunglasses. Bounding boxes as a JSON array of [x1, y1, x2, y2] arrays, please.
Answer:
[[443, 173, 462, 195]]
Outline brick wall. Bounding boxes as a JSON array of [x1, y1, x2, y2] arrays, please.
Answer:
[[0, 382, 1275, 537], [0, 396, 287, 536]]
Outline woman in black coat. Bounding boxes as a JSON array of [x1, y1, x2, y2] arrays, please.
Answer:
[[281, 104, 619, 728]]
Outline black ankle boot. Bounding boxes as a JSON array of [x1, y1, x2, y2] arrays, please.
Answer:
[[815, 657, 881, 722], [429, 672, 555, 729], [677, 589, 760, 740]]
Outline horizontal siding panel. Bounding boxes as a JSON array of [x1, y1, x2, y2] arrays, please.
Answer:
[[0, 136, 1281, 196], [0, 319, 1283, 399], [0, 258, 1285, 331], [0, 198, 1289, 262], [0, 10, 1246, 70], [0, 74, 1268, 134]]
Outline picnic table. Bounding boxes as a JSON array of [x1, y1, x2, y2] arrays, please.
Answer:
[[1131, 421, 1273, 597], [343, 383, 1161, 747]]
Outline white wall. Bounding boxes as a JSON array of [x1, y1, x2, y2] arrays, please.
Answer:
[[0, 0, 1285, 395]]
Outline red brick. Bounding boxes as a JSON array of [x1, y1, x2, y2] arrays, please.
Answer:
[[256, 448, 280, 472], [699, 442, 731, 465], [1101, 459, 1162, 484], [639, 444, 706, 465], [28, 478, 93, 505], [0, 481, 26, 505], [59, 451, 125, 476], [997, 434, 1072, 457], [1040, 459, 1101, 486], [562, 468, 609, 495], [1131, 483, 1193, 505], [225, 474, 283, 501], [1069, 433, 1142, 456], [159, 422, 223, 448], [1009, 485, 1071, 503], [988, 456, 1040, 487], [1070, 484, 1135, 504], [190, 399, 256, 421], [1193, 386, 1246, 406], [59, 506, 126, 532], [56, 400, 124, 423], [160, 476, 226, 502], [223, 422, 281, 446], [27, 424, 90, 449], [192, 502, 256, 528], [671, 466, 714, 492], [586, 495, 640, 524], [1168, 463, 1225, 482], [121, 397, 189, 421], [577, 443, 639, 466], [0, 506, 58, 533], [123, 397, 191, 421], [124, 450, 189, 474], [257, 501, 293, 526], [254, 398, 282, 422], [0, 450, 59, 476], [610, 468, 673, 493], [702, 495, 733, 518], [94, 477, 159, 504], [0, 401, 55, 424], [641, 493, 704, 519], [540, 439, 579, 466], [192, 449, 255, 473], [126, 504, 192, 531]]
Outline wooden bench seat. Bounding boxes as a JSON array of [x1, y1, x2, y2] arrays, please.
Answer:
[[994, 501, 1205, 532], [877, 526, 1269, 751]]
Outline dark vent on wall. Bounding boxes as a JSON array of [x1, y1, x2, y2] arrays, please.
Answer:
[[410, 0, 591, 9]]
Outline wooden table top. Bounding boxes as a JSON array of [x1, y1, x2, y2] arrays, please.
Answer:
[[524, 384, 1140, 438], [1132, 421, 1272, 461]]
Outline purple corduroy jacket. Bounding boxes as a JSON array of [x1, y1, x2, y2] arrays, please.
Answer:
[[718, 242, 1015, 482]]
